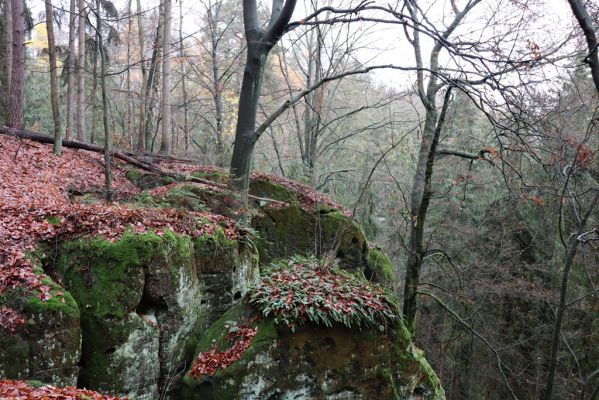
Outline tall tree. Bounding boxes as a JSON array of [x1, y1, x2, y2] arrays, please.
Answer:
[[95, 0, 111, 201], [7, 0, 24, 130], [141, 4, 164, 152], [66, 0, 76, 139], [134, 0, 147, 150], [229, 0, 297, 201], [77, 0, 86, 141], [45, 0, 62, 155], [159, 0, 172, 154], [542, 2, 599, 398], [4, 0, 12, 121], [401, 0, 482, 336], [178, 0, 188, 153]]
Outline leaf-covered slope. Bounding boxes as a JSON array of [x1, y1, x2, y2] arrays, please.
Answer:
[[0, 134, 237, 331]]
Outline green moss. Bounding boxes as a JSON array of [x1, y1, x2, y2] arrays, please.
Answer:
[[183, 302, 277, 397], [55, 231, 165, 319], [25, 380, 46, 388], [366, 247, 396, 285], [127, 169, 178, 190], [26, 288, 79, 319], [164, 185, 210, 212], [131, 191, 160, 208], [192, 170, 229, 184], [250, 179, 299, 204], [319, 211, 367, 267], [46, 216, 61, 226], [125, 169, 142, 183]]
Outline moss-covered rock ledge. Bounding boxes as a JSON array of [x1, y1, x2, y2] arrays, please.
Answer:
[[42, 228, 259, 399], [0, 269, 81, 387], [182, 260, 445, 400], [182, 302, 445, 400]]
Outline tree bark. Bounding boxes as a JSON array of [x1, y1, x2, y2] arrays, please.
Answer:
[[159, 0, 172, 154], [96, 0, 111, 202], [179, 0, 188, 154], [135, 0, 147, 151], [7, 0, 24, 130], [142, 5, 164, 152], [45, 0, 62, 155], [229, 0, 297, 203], [90, 22, 99, 144], [77, 0, 86, 142], [125, 0, 132, 146], [4, 0, 12, 123], [66, 0, 76, 139]]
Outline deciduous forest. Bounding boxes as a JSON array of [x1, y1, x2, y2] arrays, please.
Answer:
[[0, 0, 598, 399]]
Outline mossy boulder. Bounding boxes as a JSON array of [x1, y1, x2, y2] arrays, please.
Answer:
[[366, 247, 397, 288], [0, 273, 81, 386], [46, 229, 258, 399], [182, 303, 445, 400], [125, 169, 177, 190], [252, 206, 368, 271]]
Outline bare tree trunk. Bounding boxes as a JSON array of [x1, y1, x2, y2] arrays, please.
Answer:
[[303, 25, 323, 186], [179, 0, 188, 154], [135, 0, 147, 150], [4, 0, 12, 123], [77, 0, 86, 142], [206, 2, 225, 165], [66, 0, 76, 139], [142, 5, 164, 152], [544, 2, 599, 397], [96, 0, 111, 202], [90, 23, 99, 144], [230, 0, 297, 204], [45, 0, 62, 155], [125, 0, 132, 146], [401, 0, 481, 337], [7, 0, 24, 130], [159, 0, 172, 154]]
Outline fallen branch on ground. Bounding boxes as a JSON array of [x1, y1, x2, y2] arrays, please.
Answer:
[[0, 127, 287, 206]]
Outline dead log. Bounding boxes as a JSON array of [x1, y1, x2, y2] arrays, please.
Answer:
[[0, 126, 286, 206]]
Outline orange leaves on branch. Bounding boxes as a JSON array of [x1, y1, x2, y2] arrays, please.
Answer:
[[526, 39, 542, 61], [528, 195, 545, 206]]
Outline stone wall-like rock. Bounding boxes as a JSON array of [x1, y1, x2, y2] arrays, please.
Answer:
[[182, 303, 445, 400], [0, 272, 81, 387], [44, 229, 259, 399]]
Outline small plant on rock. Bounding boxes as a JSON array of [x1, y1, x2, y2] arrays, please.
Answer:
[[247, 257, 399, 331]]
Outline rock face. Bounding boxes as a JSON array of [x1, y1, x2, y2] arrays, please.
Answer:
[[182, 304, 445, 400], [249, 178, 369, 270], [0, 273, 81, 387], [1, 171, 443, 399], [45, 229, 259, 399]]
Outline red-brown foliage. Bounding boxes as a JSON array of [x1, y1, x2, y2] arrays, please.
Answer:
[[188, 323, 258, 378], [0, 379, 126, 399], [0, 135, 238, 331]]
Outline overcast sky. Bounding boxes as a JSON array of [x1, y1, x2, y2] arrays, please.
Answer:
[[31, 0, 578, 89]]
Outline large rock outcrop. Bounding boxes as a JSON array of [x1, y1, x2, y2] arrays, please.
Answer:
[[43, 228, 258, 399], [1, 167, 443, 399], [182, 303, 444, 400]]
